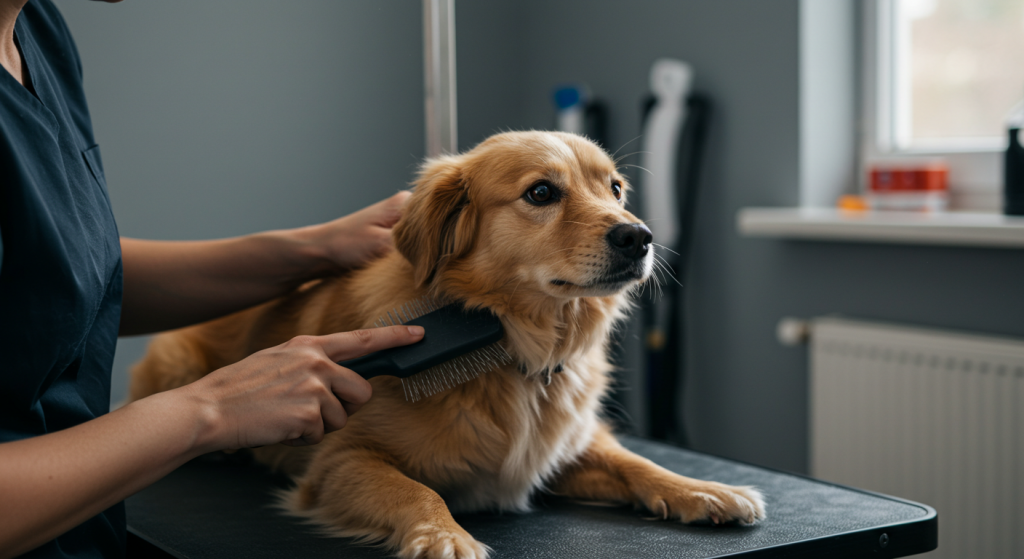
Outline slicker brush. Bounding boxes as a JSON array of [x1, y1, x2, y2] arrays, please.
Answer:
[[337, 299, 511, 401]]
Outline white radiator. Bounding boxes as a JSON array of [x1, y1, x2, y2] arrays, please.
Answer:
[[808, 317, 1024, 559]]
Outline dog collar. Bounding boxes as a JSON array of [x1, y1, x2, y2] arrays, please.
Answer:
[[519, 363, 564, 385]]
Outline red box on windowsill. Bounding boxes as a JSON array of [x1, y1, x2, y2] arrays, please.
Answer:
[[867, 160, 949, 211]]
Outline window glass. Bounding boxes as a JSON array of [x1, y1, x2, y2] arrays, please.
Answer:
[[897, 0, 1024, 147]]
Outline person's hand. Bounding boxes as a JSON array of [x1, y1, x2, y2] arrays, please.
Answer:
[[180, 324, 424, 451], [303, 191, 411, 274]]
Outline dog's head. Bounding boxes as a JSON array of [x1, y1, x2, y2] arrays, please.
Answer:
[[393, 131, 653, 309]]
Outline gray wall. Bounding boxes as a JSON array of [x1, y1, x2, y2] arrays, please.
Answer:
[[56, 0, 424, 405]]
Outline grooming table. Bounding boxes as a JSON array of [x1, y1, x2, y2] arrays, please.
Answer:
[[125, 436, 937, 558]]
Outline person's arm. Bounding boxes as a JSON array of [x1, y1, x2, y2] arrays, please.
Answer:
[[119, 191, 409, 336], [0, 324, 423, 559]]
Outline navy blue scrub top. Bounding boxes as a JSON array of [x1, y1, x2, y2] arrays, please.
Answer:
[[0, 1, 125, 557]]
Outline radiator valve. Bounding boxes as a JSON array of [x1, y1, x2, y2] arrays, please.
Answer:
[[777, 317, 810, 346]]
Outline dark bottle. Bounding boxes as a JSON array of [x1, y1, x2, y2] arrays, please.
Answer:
[[1005, 102, 1024, 215]]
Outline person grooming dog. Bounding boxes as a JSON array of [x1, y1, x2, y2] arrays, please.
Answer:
[[0, 1, 421, 557]]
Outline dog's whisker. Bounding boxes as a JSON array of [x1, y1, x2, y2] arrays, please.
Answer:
[[657, 261, 678, 282], [652, 266, 671, 294], [648, 276, 660, 301], [652, 255, 671, 278], [610, 135, 644, 160], [652, 243, 680, 256], [630, 280, 642, 299], [618, 163, 653, 177], [649, 270, 662, 289], [613, 149, 650, 165], [645, 261, 668, 299], [652, 254, 683, 288]]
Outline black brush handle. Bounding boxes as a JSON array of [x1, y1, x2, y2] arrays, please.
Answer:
[[336, 352, 406, 380], [337, 303, 504, 380]]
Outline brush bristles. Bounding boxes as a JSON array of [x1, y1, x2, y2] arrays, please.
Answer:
[[372, 297, 511, 402], [373, 298, 444, 328], [401, 344, 513, 402]]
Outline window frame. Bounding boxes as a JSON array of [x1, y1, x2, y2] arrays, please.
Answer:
[[861, 0, 1004, 211]]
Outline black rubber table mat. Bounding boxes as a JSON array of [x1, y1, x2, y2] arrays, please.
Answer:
[[126, 436, 936, 558]]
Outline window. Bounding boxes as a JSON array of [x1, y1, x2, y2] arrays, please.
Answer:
[[864, 0, 1024, 209]]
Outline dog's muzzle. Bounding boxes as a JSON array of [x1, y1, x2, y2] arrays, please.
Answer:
[[606, 223, 653, 261], [602, 223, 651, 270], [592, 223, 653, 285]]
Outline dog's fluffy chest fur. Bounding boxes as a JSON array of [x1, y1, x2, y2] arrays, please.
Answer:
[[424, 351, 609, 513]]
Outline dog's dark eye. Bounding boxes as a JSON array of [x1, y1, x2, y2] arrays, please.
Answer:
[[611, 181, 623, 200], [525, 182, 556, 205]]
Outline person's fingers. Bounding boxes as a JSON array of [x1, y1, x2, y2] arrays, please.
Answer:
[[326, 363, 372, 412], [314, 325, 425, 363], [384, 189, 412, 207], [226, 320, 423, 449], [373, 191, 411, 227], [341, 399, 364, 418], [281, 410, 325, 447], [318, 387, 350, 433], [282, 435, 320, 447], [368, 226, 396, 254]]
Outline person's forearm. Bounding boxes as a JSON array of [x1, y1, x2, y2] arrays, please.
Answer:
[[0, 390, 216, 559], [119, 228, 331, 336], [119, 192, 408, 336]]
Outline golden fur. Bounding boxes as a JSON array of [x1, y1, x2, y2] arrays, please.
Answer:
[[129, 131, 765, 559]]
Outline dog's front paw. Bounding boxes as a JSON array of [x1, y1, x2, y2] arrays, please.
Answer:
[[641, 480, 766, 526], [399, 523, 491, 559]]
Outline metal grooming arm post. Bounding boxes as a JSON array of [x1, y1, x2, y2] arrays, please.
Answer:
[[423, 0, 457, 157]]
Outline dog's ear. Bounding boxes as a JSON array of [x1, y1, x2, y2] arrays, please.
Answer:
[[393, 155, 478, 288]]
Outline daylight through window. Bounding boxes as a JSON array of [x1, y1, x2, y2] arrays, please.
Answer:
[[892, 0, 1024, 150]]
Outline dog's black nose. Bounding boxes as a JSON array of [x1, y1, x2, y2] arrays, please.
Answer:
[[606, 223, 653, 260]]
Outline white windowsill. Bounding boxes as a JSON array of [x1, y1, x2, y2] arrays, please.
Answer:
[[738, 207, 1024, 249]]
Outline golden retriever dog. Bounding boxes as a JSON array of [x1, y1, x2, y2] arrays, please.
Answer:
[[129, 131, 766, 559]]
